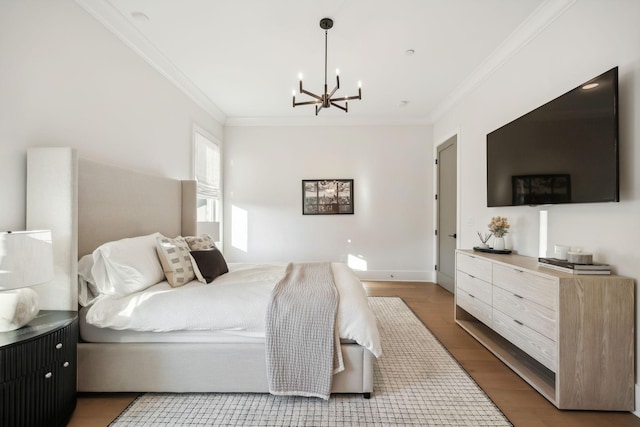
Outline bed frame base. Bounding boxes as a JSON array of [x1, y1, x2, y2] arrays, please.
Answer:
[[24, 150, 376, 398], [78, 341, 373, 396]]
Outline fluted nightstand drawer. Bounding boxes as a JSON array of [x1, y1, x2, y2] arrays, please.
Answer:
[[0, 311, 78, 427]]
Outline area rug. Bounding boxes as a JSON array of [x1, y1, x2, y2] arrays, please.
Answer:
[[110, 297, 511, 426]]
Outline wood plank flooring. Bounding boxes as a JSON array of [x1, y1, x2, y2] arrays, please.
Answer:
[[67, 281, 640, 427]]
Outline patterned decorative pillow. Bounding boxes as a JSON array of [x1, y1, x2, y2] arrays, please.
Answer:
[[184, 234, 217, 251], [155, 236, 195, 287]]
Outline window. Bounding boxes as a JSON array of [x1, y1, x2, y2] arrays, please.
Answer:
[[193, 127, 222, 239]]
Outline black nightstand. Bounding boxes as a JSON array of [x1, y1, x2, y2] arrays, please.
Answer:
[[0, 310, 78, 427]]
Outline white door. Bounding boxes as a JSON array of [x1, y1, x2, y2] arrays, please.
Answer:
[[436, 136, 457, 293]]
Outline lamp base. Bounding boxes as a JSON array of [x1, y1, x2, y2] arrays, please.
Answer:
[[0, 288, 40, 332]]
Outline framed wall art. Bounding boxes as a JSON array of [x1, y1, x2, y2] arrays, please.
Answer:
[[302, 179, 354, 215]]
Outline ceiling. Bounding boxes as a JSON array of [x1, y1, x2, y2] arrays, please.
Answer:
[[77, 0, 558, 125]]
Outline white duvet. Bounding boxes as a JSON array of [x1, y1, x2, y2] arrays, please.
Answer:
[[84, 262, 382, 357]]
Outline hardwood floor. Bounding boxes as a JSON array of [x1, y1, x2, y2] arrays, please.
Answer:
[[67, 281, 640, 426]]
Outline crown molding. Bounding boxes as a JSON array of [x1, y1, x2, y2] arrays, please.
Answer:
[[75, 0, 227, 124], [429, 0, 577, 123], [225, 116, 433, 127], [75, 0, 575, 129]]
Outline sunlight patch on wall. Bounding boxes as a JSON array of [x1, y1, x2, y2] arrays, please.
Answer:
[[231, 205, 248, 252], [348, 254, 368, 271]]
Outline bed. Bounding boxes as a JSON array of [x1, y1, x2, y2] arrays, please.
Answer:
[[31, 151, 380, 398]]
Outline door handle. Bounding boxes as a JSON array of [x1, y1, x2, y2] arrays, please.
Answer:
[[448, 233, 457, 238]]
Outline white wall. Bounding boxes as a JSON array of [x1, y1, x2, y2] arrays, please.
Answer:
[[0, 0, 223, 231], [433, 0, 640, 411], [224, 125, 433, 281]]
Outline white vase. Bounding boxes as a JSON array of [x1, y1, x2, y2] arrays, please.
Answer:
[[493, 236, 505, 251]]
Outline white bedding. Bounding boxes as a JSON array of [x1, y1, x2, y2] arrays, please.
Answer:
[[83, 262, 382, 357], [79, 308, 358, 344]]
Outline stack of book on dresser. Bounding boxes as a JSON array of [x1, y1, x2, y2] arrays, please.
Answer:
[[538, 257, 611, 275]]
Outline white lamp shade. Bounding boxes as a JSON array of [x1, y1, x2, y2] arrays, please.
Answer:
[[0, 230, 54, 291]]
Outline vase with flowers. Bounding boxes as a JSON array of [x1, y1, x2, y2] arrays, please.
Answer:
[[488, 216, 509, 250]]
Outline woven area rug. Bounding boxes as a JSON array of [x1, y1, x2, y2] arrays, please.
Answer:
[[110, 297, 511, 426]]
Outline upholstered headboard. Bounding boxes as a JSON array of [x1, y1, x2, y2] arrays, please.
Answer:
[[77, 159, 197, 257], [26, 147, 197, 310]]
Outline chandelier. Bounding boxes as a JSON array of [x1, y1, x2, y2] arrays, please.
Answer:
[[292, 18, 362, 115]]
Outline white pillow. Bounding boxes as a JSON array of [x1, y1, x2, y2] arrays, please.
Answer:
[[78, 254, 100, 306], [90, 233, 165, 297]]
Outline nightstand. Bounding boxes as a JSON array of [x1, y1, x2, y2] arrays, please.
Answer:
[[0, 310, 78, 427]]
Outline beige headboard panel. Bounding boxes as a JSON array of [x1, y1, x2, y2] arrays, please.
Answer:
[[27, 148, 196, 309], [78, 159, 197, 257]]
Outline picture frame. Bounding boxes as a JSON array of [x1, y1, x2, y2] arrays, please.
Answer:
[[302, 179, 354, 215]]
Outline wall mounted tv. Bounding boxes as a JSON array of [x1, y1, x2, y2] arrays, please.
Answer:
[[486, 67, 619, 207]]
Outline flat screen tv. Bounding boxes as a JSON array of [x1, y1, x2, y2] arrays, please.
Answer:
[[486, 67, 619, 207]]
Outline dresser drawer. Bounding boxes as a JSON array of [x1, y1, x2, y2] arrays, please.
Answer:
[[492, 309, 556, 372], [493, 286, 556, 341], [457, 270, 492, 305], [457, 289, 492, 327], [456, 252, 492, 283], [493, 264, 557, 310]]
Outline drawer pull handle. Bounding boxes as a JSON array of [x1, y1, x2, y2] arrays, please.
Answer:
[[515, 269, 524, 273], [55, 343, 63, 350], [44, 372, 53, 379], [63, 362, 70, 368], [513, 319, 524, 326], [469, 294, 475, 298], [468, 274, 475, 279], [513, 294, 524, 299]]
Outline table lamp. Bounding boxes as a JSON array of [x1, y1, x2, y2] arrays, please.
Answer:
[[0, 230, 54, 332]]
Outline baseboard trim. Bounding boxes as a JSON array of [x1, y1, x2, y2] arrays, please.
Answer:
[[353, 270, 433, 282]]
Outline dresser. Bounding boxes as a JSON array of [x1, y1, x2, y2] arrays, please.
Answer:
[[0, 311, 78, 427], [455, 250, 634, 410]]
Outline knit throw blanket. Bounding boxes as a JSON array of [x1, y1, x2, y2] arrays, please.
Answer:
[[265, 262, 343, 400]]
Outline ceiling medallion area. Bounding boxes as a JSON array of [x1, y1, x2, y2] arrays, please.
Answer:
[[292, 18, 362, 116]]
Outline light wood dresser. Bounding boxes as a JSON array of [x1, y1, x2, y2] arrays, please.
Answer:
[[455, 249, 634, 410]]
